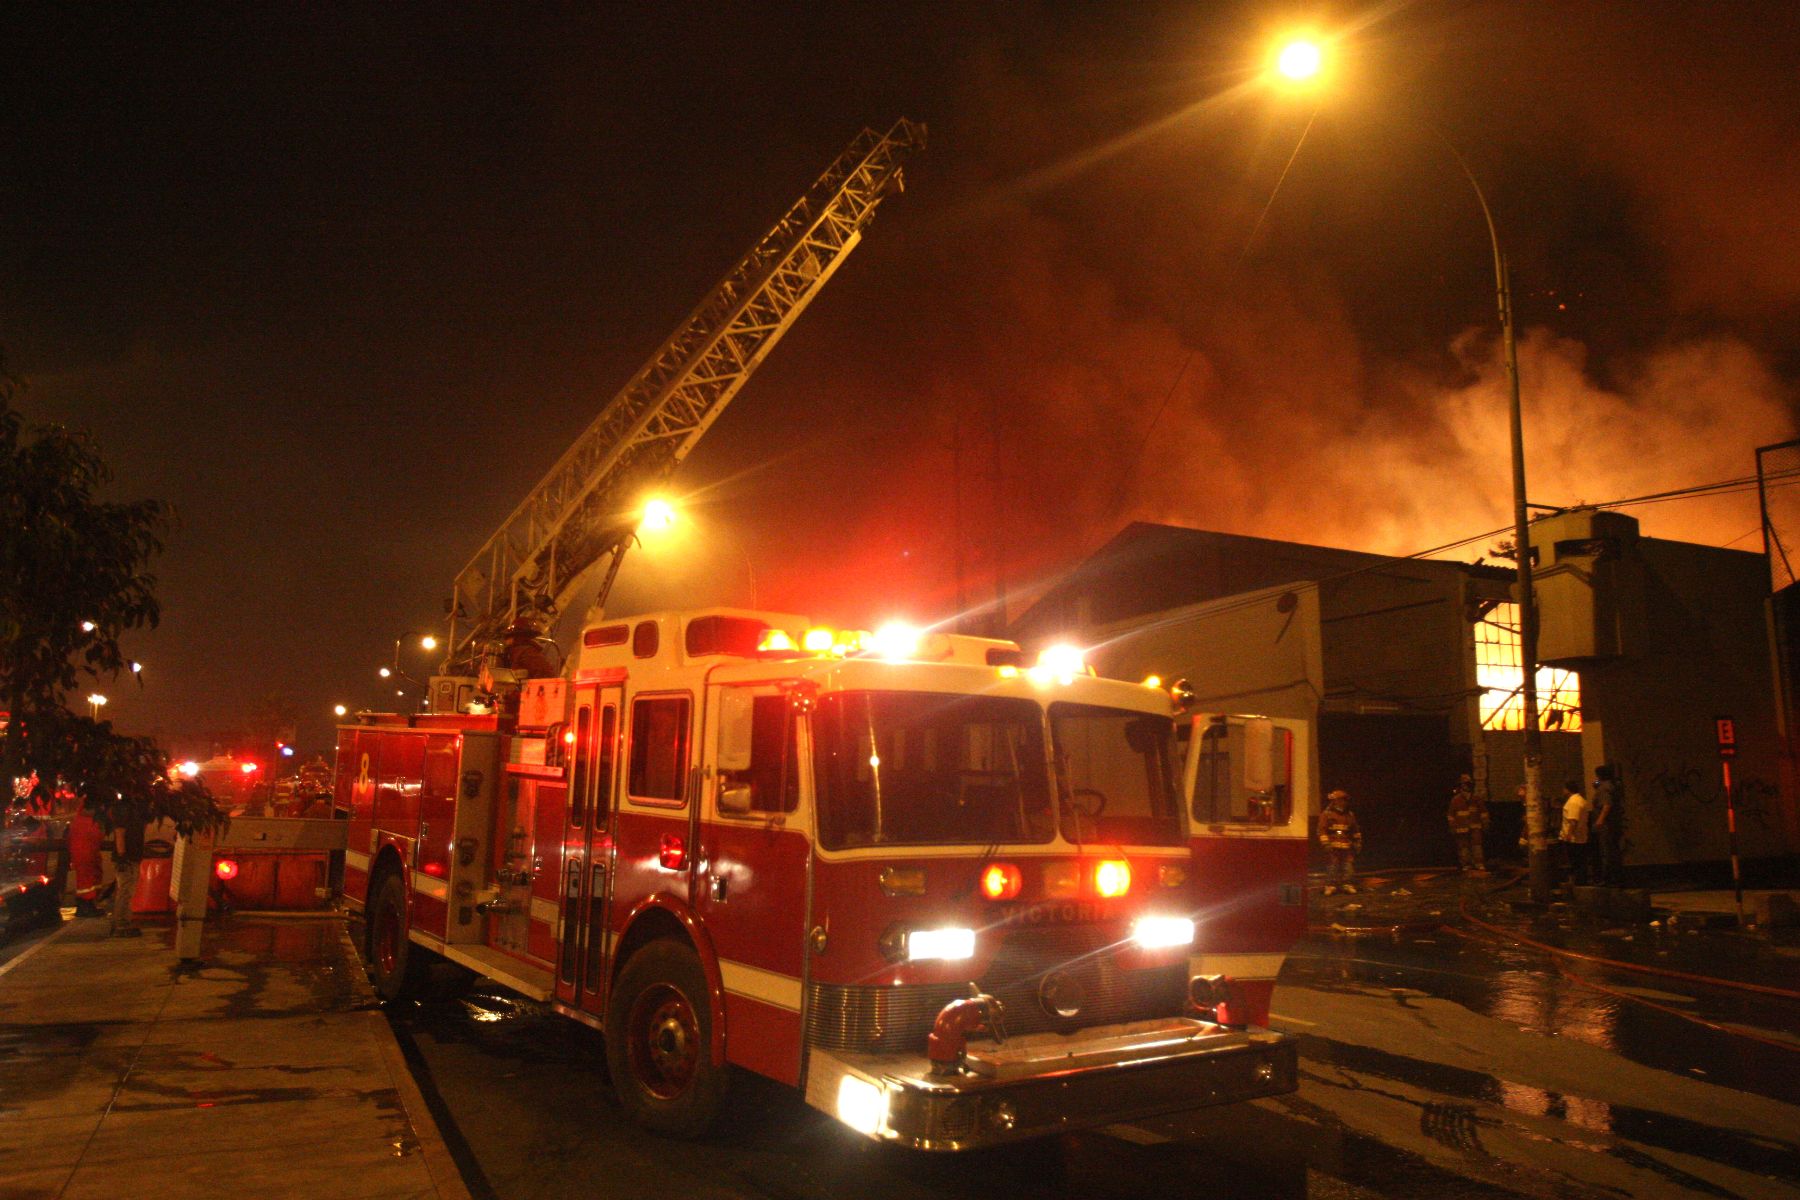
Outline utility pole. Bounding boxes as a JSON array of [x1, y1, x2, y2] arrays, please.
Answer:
[[1454, 148, 1551, 904]]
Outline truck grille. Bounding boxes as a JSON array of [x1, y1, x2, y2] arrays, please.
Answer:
[[805, 924, 1187, 1054]]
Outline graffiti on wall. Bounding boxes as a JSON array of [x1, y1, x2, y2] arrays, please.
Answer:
[[1622, 751, 1781, 858]]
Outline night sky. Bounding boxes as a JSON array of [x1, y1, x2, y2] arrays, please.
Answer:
[[4, 2, 1797, 755]]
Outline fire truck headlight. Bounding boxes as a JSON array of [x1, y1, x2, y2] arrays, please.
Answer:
[[836, 1075, 888, 1136], [906, 927, 976, 962], [1133, 916, 1196, 950]]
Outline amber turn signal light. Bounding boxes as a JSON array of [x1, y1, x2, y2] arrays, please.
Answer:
[[980, 863, 1022, 901], [1094, 859, 1132, 898]]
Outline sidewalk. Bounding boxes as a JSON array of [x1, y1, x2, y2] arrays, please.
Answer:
[[0, 914, 470, 1200]]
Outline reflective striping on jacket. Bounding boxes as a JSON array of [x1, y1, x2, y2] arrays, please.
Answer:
[[1317, 807, 1361, 851]]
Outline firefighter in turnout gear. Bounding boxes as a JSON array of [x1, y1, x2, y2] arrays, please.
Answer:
[[1318, 789, 1362, 895], [1447, 773, 1489, 873]]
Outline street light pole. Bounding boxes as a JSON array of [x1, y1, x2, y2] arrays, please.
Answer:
[[387, 631, 439, 713], [1445, 144, 1551, 904], [1266, 37, 1552, 901]]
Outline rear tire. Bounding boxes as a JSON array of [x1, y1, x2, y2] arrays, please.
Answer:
[[606, 939, 728, 1137], [367, 871, 429, 1001]]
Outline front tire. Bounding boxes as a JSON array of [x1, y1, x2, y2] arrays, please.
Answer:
[[606, 939, 728, 1137], [367, 871, 429, 1001]]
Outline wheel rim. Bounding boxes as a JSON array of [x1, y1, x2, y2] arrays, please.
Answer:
[[375, 890, 400, 977], [626, 983, 700, 1100]]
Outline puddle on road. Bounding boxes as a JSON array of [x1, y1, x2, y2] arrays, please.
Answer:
[[1295, 1031, 1800, 1187], [1287, 931, 1800, 1105]]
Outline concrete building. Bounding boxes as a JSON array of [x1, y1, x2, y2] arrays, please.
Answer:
[[1531, 508, 1796, 874], [1012, 516, 1798, 876]]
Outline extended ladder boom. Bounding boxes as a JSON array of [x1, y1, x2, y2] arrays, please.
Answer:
[[444, 119, 925, 675]]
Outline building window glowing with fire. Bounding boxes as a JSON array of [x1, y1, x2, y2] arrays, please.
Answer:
[[1474, 603, 1581, 731]]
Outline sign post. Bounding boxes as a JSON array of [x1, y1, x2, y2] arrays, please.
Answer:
[[1716, 717, 1745, 927]]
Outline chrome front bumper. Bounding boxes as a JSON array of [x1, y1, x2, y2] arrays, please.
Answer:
[[804, 1017, 1297, 1151]]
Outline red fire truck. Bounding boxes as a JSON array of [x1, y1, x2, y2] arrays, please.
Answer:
[[339, 614, 1296, 1147], [334, 121, 1299, 1146]]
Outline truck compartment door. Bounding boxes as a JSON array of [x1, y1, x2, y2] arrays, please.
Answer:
[[556, 685, 621, 1015]]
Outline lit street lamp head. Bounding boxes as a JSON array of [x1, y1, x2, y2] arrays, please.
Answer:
[[420, 634, 438, 652], [1273, 37, 1325, 84]]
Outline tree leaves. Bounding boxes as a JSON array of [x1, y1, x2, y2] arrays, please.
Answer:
[[0, 366, 226, 835]]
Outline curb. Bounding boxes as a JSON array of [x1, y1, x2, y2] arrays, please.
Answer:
[[333, 921, 474, 1200]]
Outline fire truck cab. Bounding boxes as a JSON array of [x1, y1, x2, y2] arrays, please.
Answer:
[[338, 608, 1296, 1148]]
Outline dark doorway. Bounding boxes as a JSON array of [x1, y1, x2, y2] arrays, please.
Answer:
[[1318, 713, 1458, 869]]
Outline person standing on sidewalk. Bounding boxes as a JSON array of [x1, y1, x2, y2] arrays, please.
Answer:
[[1447, 773, 1489, 873], [1590, 765, 1622, 886], [69, 799, 107, 917], [1559, 778, 1592, 889], [1318, 789, 1362, 895], [109, 816, 145, 937]]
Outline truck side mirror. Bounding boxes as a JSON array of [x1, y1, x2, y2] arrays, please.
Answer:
[[1242, 718, 1274, 793], [718, 689, 754, 773], [718, 782, 753, 815]]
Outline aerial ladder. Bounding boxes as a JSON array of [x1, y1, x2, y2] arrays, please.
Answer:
[[438, 119, 925, 695]]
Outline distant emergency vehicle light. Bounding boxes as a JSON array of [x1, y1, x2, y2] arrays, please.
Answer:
[[239, 762, 259, 775], [178, 761, 201, 778], [802, 627, 836, 653]]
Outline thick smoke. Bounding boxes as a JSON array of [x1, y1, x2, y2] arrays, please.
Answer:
[[743, 206, 1796, 632], [717, 6, 1800, 626]]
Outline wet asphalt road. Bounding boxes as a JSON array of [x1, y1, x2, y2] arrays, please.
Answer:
[[381, 918, 1800, 1200]]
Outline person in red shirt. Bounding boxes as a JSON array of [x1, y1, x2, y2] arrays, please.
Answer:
[[68, 799, 106, 917]]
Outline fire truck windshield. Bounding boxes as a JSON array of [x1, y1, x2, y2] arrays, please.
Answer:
[[813, 692, 1055, 849], [1048, 703, 1184, 846]]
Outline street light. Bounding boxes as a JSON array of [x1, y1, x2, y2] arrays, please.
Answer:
[[333, 704, 348, 718], [86, 693, 108, 719], [1265, 37, 1552, 902], [390, 631, 437, 677], [378, 631, 439, 712], [1273, 37, 1324, 83], [635, 495, 760, 608]]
